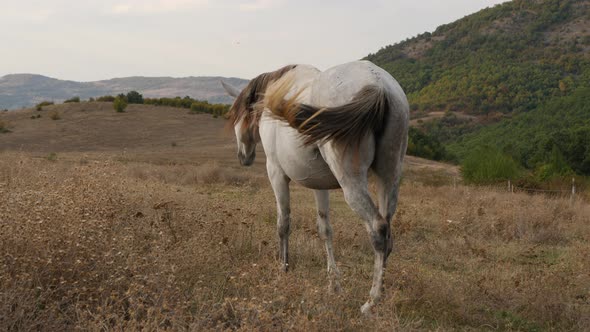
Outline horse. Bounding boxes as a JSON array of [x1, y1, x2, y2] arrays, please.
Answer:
[[221, 60, 409, 314]]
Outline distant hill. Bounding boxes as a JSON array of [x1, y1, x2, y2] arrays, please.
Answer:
[[0, 74, 249, 110], [367, 0, 590, 176]]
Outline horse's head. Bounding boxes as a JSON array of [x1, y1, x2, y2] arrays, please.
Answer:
[[222, 81, 258, 166], [221, 66, 297, 167]]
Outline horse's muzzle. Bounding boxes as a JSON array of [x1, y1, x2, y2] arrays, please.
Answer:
[[238, 151, 255, 166]]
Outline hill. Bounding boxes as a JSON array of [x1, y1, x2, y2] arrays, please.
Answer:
[[0, 74, 248, 110], [0, 102, 458, 182], [367, 0, 590, 176]]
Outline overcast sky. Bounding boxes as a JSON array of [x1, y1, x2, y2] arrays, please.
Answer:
[[0, 0, 508, 81]]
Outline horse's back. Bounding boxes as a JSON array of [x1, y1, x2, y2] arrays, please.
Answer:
[[282, 64, 320, 102], [260, 61, 408, 191], [310, 61, 407, 110]]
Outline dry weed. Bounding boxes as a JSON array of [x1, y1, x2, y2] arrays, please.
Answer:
[[0, 153, 588, 331], [0, 120, 11, 133], [126, 161, 256, 187]]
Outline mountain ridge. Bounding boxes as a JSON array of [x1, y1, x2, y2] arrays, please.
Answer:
[[0, 73, 249, 110]]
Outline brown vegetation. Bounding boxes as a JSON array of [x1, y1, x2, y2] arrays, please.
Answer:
[[0, 120, 10, 133], [1, 104, 588, 330]]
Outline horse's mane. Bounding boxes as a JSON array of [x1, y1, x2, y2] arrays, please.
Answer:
[[228, 65, 297, 127]]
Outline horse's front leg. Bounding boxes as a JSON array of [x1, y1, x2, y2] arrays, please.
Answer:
[[313, 190, 341, 292], [267, 161, 291, 271]]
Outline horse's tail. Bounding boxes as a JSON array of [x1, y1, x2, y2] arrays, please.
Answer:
[[264, 77, 390, 149]]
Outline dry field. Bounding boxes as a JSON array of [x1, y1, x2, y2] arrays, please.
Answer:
[[1, 104, 589, 331]]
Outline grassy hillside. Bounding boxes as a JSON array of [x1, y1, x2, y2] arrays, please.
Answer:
[[368, 0, 589, 115], [368, 0, 590, 176]]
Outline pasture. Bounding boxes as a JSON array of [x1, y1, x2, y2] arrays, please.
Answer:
[[1, 104, 589, 331]]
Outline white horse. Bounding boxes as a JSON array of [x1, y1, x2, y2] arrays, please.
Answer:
[[221, 60, 409, 314]]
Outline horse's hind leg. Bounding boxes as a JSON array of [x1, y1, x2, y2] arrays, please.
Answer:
[[368, 119, 408, 310], [313, 189, 341, 292], [320, 142, 388, 314], [267, 160, 291, 271], [373, 154, 404, 259], [373, 118, 408, 259]]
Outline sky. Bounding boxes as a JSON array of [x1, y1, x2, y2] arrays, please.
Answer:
[[0, 0, 508, 81]]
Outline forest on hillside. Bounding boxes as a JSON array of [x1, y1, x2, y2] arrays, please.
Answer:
[[369, 0, 590, 179]]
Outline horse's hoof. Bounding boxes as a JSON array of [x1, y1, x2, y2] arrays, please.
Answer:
[[360, 301, 374, 316], [329, 280, 342, 294]]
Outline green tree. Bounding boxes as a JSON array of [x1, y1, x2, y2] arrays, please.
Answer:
[[64, 96, 80, 103], [97, 95, 115, 102], [113, 96, 128, 113], [126, 91, 144, 104]]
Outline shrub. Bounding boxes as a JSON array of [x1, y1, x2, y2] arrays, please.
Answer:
[[113, 97, 128, 113], [97, 95, 116, 102], [535, 145, 573, 181], [36, 101, 54, 111], [0, 120, 10, 133], [126, 91, 144, 104], [462, 145, 522, 184], [30, 114, 41, 119], [146, 96, 230, 116], [49, 111, 61, 120], [46, 152, 57, 161], [64, 97, 80, 103], [407, 127, 454, 161], [190, 102, 205, 113]]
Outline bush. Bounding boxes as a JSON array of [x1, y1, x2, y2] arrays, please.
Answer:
[[113, 97, 128, 113], [97, 96, 116, 102], [126, 91, 144, 104], [49, 111, 61, 120], [462, 145, 522, 184], [535, 145, 573, 181], [190, 102, 208, 113], [0, 120, 10, 133], [146, 96, 230, 116], [36, 101, 54, 111], [407, 127, 454, 161], [64, 97, 80, 103], [46, 152, 57, 161]]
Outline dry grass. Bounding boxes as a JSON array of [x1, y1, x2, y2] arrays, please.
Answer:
[[126, 161, 257, 187], [1, 152, 588, 331], [0, 120, 10, 133], [49, 111, 61, 120], [1, 104, 588, 330]]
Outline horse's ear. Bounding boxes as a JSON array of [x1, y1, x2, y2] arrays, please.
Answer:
[[221, 81, 241, 98]]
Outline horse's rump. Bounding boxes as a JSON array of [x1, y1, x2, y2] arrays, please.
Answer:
[[265, 78, 390, 150]]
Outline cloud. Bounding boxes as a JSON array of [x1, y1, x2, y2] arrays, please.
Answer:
[[110, 0, 209, 15], [0, 8, 55, 23], [239, 0, 282, 12]]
